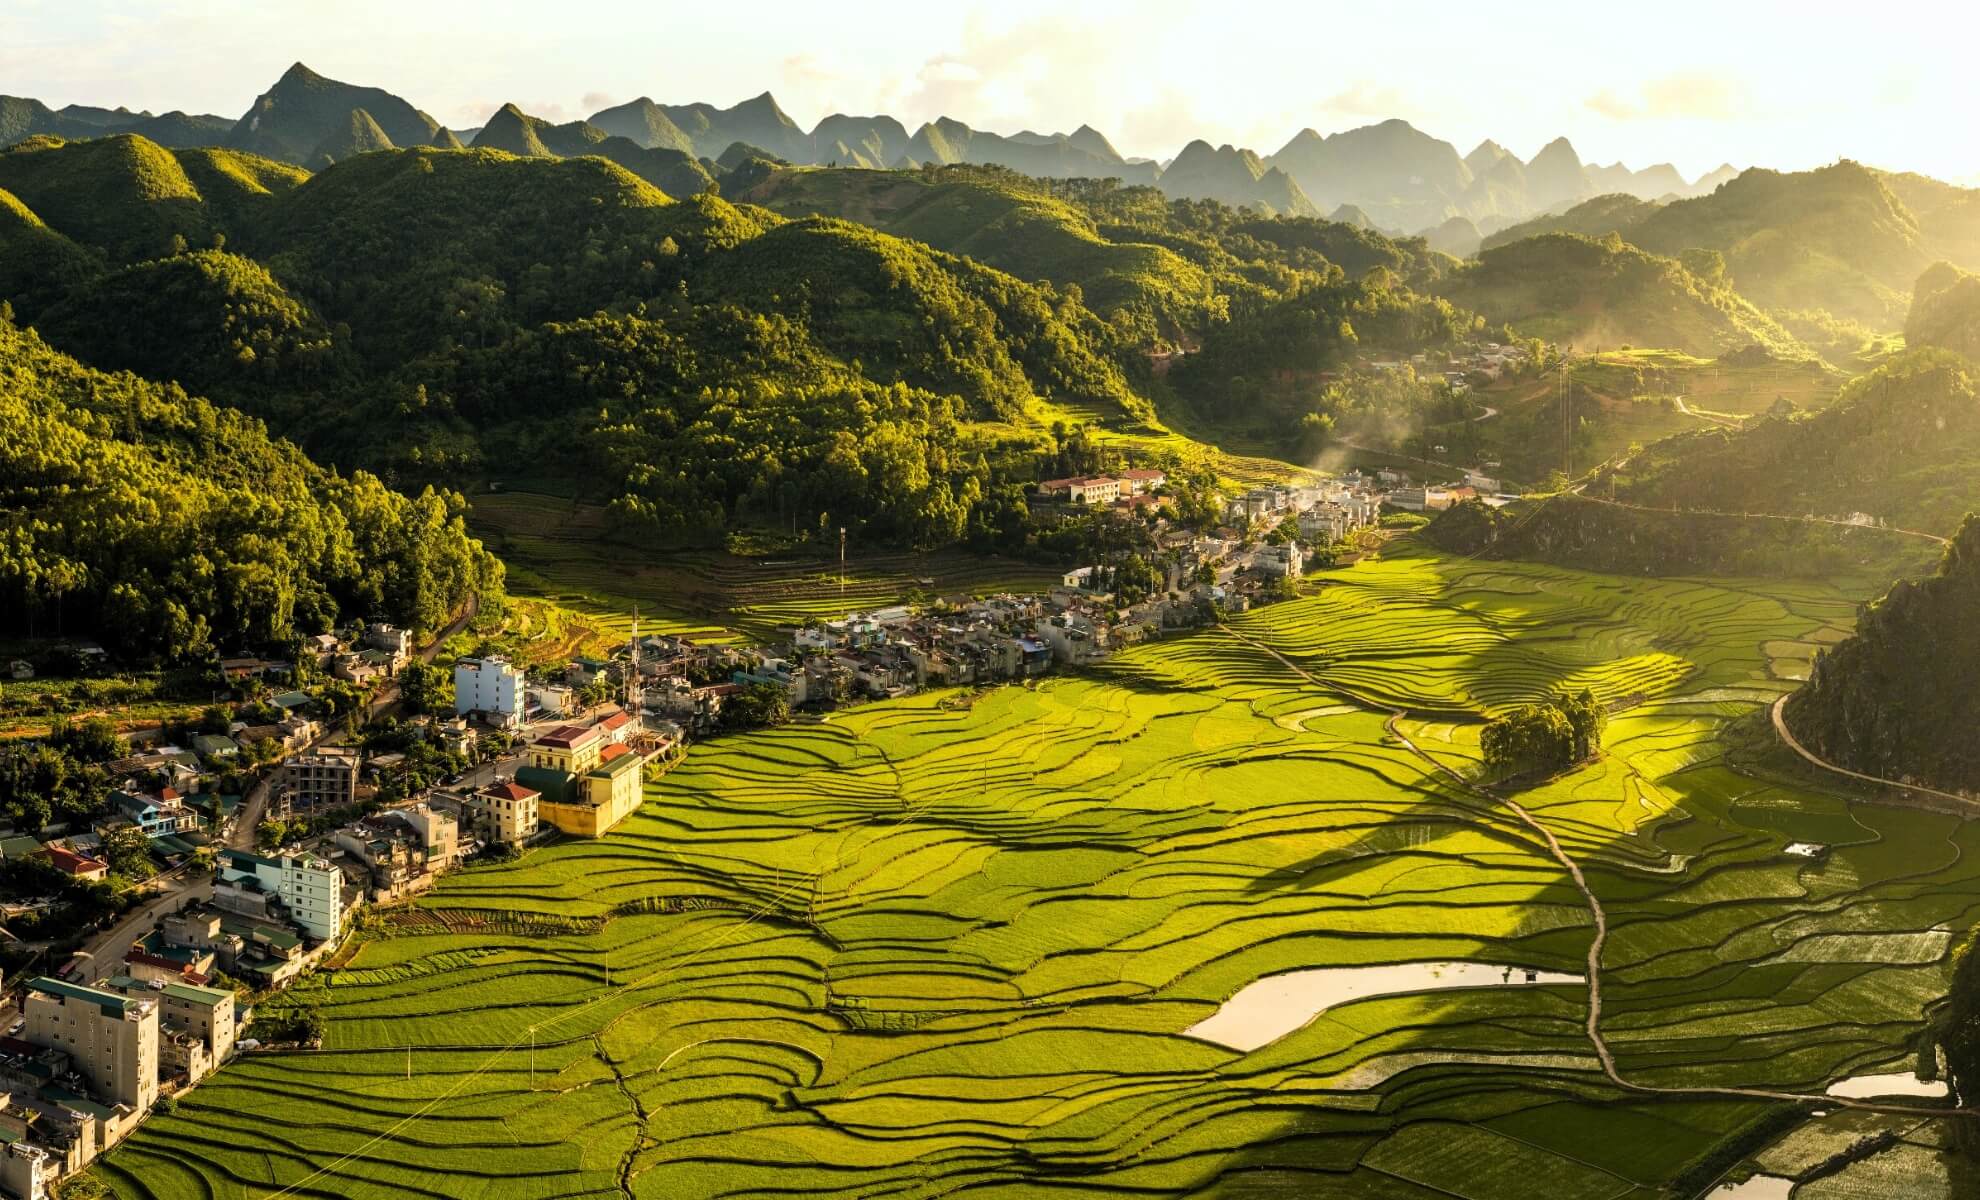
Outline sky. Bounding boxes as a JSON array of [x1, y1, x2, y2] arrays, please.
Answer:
[[4, 0, 1977, 183]]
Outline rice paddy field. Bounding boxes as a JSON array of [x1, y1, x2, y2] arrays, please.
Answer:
[[471, 492, 1062, 644], [99, 542, 1980, 1199]]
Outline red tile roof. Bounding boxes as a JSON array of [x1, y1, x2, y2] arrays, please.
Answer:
[[46, 846, 108, 875], [534, 724, 601, 750], [599, 711, 631, 730], [482, 781, 540, 802], [598, 743, 632, 764]]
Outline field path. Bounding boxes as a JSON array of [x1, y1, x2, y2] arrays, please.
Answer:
[[1218, 620, 1974, 1119]]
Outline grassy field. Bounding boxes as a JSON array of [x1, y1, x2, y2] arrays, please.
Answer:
[[97, 542, 1980, 1198], [469, 491, 1064, 645]]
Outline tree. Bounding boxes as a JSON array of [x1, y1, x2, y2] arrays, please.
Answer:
[[1481, 690, 1605, 779], [397, 660, 452, 716], [100, 824, 156, 881], [257, 819, 289, 850]]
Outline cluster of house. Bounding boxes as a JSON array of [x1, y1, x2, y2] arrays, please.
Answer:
[[0, 972, 239, 1196], [1034, 467, 1167, 509], [317, 622, 414, 685], [467, 714, 651, 843], [1224, 478, 1384, 542], [1382, 467, 1512, 512], [1362, 340, 1534, 388]]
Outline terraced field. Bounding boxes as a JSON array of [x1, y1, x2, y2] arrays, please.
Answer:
[[472, 491, 1061, 643], [100, 544, 1980, 1199]]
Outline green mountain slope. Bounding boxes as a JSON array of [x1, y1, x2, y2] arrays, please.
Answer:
[[1159, 140, 1317, 217], [469, 103, 714, 197], [0, 314, 499, 657], [1784, 515, 1980, 790], [737, 165, 1216, 328], [1435, 232, 1802, 357], [1593, 350, 1980, 535], [227, 62, 439, 165], [1906, 262, 1980, 360], [307, 107, 395, 168], [586, 97, 698, 155], [0, 185, 102, 317], [35, 249, 333, 394], [1479, 193, 1663, 251], [1628, 163, 1928, 327], [0, 133, 212, 260]]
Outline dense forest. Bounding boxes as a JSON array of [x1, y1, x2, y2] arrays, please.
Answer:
[[0, 316, 501, 659], [1785, 515, 1980, 792], [0, 135, 1490, 549]]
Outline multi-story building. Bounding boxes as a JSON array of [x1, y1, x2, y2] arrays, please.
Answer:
[[279, 749, 358, 812], [382, 802, 459, 868], [534, 745, 644, 838], [528, 725, 604, 775], [215, 849, 345, 942], [364, 623, 412, 669], [454, 656, 524, 727], [22, 978, 159, 1113], [474, 781, 539, 846]]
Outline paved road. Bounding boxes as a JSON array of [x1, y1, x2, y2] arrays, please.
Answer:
[[71, 875, 213, 984], [226, 597, 483, 852], [1771, 695, 1975, 810]]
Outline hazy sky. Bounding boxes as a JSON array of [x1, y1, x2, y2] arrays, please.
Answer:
[[5, 0, 1976, 182]]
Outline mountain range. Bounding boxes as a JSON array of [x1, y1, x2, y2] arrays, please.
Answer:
[[0, 62, 1739, 234]]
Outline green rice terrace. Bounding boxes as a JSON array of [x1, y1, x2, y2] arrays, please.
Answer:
[[98, 544, 1980, 1198]]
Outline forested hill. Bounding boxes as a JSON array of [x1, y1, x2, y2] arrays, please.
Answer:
[[1784, 515, 1980, 792], [0, 316, 501, 660], [0, 134, 1495, 549], [0, 137, 1167, 547], [1433, 232, 1804, 358], [1589, 350, 1980, 536], [1907, 261, 1980, 360]]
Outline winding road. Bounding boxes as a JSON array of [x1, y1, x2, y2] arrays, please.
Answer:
[[1771, 695, 1975, 810]]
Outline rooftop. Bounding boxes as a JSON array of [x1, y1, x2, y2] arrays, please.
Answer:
[[534, 724, 602, 751], [26, 977, 141, 1019], [481, 781, 540, 802]]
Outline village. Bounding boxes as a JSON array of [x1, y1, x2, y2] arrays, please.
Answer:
[[0, 447, 1534, 1196]]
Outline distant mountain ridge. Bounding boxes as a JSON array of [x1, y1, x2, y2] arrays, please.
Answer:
[[1, 62, 1753, 232]]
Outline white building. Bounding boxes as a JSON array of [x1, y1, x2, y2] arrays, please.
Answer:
[[217, 849, 345, 942], [455, 656, 524, 727]]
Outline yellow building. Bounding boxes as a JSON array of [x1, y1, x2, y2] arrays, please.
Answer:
[[476, 781, 540, 846], [529, 724, 603, 775], [535, 745, 644, 838]]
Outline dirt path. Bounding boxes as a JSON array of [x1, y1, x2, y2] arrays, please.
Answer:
[[1219, 621, 1971, 1118]]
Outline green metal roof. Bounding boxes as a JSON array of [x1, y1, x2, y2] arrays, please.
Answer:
[[161, 982, 231, 1008], [0, 835, 42, 859], [27, 976, 138, 1018], [587, 752, 642, 780], [41, 1086, 114, 1120]]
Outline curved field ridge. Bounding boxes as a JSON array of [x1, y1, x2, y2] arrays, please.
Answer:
[[99, 546, 1980, 1199]]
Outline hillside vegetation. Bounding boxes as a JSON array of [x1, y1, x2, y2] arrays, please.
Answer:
[[1906, 261, 1980, 360], [1592, 350, 1980, 535], [1785, 515, 1980, 791], [0, 139, 1172, 548], [0, 317, 500, 658], [1434, 232, 1804, 357]]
